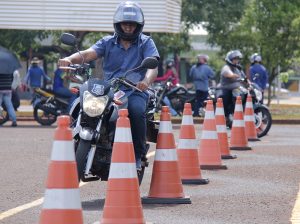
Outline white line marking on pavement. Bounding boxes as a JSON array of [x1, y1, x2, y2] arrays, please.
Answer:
[[290, 184, 300, 223], [0, 150, 157, 221], [0, 182, 87, 221]]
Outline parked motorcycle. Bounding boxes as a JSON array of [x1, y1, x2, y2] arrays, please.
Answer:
[[60, 33, 159, 185], [31, 74, 83, 126], [207, 78, 272, 138], [153, 77, 196, 115]]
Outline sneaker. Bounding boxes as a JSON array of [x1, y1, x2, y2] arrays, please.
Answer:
[[11, 121, 17, 127]]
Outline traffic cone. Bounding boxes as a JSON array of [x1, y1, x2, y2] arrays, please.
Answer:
[[244, 95, 260, 141], [215, 98, 237, 159], [229, 96, 252, 150], [39, 115, 83, 224], [142, 106, 191, 204], [101, 109, 147, 224], [198, 100, 227, 170], [177, 103, 209, 184]]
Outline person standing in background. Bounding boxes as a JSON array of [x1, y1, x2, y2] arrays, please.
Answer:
[[24, 57, 51, 90], [0, 71, 18, 127], [189, 54, 215, 117], [249, 53, 268, 103]]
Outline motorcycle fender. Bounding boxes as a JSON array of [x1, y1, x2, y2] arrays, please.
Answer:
[[69, 97, 80, 118], [253, 103, 268, 111], [79, 127, 94, 141]]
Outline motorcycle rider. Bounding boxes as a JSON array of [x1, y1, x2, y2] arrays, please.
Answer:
[[249, 53, 268, 104], [220, 50, 246, 120], [58, 1, 159, 171], [53, 67, 77, 112], [155, 59, 179, 116], [189, 54, 215, 117]]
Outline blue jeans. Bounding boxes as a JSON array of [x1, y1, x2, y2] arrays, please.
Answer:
[[54, 87, 77, 112], [0, 92, 17, 122], [163, 96, 178, 116], [194, 90, 208, 116], [127, 91, 148, 163]]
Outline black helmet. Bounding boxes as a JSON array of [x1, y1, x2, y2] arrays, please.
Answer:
[[225, 50, 243, 67], [250, 53, 262, 64], [113, 1, 144, 41]]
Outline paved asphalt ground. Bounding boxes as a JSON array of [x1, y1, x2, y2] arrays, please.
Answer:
[[0, 122, 299, 224]]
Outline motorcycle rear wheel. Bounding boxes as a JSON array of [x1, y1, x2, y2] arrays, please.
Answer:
[[34, 102, 57, 126], [0, 110, 9, 125], [75, 139, 91, 181], [254, 106, 272, 138]]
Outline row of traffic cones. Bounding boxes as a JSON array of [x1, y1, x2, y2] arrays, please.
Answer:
[[39, 94, 259, 223]]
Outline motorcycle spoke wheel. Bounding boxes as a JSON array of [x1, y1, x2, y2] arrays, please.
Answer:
[[254, 107, 272, 138], [34, 104, 57, 126], [0, 110, 9, 125]]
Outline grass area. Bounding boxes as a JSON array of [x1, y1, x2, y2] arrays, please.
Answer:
[[269, 104, 300, 119]]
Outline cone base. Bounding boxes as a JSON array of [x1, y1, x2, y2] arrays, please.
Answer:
[[248, 138, 261, 142], [182, 178, 209, 185], [221, 154, 237, 159], [200, 165, 228, 170], [230, 146, 252, 151], [142, 196, 191, 204]]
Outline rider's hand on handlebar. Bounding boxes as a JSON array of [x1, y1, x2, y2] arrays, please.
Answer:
[[58, 58, 72, 69], [136, 80, 149, 91]]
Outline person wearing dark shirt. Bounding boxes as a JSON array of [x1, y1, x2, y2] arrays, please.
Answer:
[[250, 53, 268, 103], [53, 68, 77, 112]]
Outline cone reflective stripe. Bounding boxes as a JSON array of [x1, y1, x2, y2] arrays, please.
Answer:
[[230, 96, 252, 150], [198, 100, 227, 170], [215, 98, 237, 159], [142, 106, 191, 204], [101, 109, 146, 224], [245, 95, 260, 141], [177, 103, 209, 185], [39, 115, 83, 224]]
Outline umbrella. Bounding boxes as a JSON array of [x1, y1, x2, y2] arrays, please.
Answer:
[[0, 46, 21, 74]]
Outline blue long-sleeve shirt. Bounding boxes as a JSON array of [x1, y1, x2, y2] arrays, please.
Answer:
[[24, 65, 50, 88], [189, 64, 215, 91], [250, 63, 268, 89]]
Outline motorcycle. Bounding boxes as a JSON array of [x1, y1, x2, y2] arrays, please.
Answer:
[[31, 74, 84, 126], [207, 77, 272, 138], [153, 77, 196, 115], [60, 33, 159, 185]]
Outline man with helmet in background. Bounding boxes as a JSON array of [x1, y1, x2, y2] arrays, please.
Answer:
[[58, 1, 159, 171], [220, 50, 246, 122], [249, 53, 268, 103], [189, 54, 215, 117]]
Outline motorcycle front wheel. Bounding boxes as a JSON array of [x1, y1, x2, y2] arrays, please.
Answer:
[[75, 139, 91, 181], [34, 102, 57, 126], [254, 106, 272, 138], [0, 110, 9, 125]]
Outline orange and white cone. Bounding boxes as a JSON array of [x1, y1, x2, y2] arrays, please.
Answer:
[[215, 98, 237, 159], [142, 106, 191, 204], [229, 96, 252, 150], [177, 103, 209, 184], [101, 109, 146, 224], [198, 100, 227, 170], [244, 95, 260, 141], [39, 115, 83, 224]]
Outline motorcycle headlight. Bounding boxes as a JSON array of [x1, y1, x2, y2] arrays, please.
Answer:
[[254, 89, 263, 102], [83, 91, 109, 117]]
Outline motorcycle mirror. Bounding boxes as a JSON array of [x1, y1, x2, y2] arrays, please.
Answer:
[[60, 33, 77, 47], [140, 57, 159, 69]]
